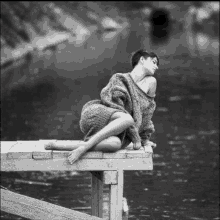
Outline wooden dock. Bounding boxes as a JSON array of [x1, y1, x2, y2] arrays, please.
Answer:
[[1, 140, 153, 220]]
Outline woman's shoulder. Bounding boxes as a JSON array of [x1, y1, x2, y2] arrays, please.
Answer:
[[145, 76, 157, 97], [145, 76, 157, 84]]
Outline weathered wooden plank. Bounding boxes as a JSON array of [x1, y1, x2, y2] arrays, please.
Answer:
[[3, 150, 152, 161], [0, 141, 53, 160], [1, 189, 102, 220], [1, 157, 153, 171], [91, 171, 103, 218], [103, 150, 152, 159], [0, 141, 18, 160], [102, 151, 127, 159], [7, 141, 37, 159], [0, 141, 18, 151]]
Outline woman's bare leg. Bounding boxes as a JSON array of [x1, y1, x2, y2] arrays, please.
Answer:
[[68, 112, 134, 164], [45, 136, 121, 152]]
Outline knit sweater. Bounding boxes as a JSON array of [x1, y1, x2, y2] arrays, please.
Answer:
[[80, 72, 156, 147]]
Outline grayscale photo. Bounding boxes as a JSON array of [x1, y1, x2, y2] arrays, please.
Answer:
[[1, 1, 219, 220]]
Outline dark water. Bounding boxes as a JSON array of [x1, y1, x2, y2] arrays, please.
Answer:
[[1, 11, 219, 220]]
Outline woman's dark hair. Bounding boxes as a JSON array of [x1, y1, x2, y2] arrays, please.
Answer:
[[130, 49, 159, 68]]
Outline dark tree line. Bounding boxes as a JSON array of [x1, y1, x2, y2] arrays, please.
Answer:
[[0, 1, 70, 49]]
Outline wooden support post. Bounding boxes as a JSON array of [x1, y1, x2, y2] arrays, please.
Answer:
[[103, 170, 129, 220], [109, 169, 124, 220], [91, 171, 103, 218]]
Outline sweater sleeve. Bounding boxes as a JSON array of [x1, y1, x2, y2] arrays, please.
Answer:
[[100, 74, 141, 144], [100, 75, 128, 113], [126, 124, 142, 144], [112, 89, 127, 108], [139, 120, 155, 146]]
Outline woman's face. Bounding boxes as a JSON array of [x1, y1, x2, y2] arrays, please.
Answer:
[[142, 56, 158, 75]]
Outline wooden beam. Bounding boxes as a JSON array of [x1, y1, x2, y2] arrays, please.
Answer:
[[91, 171, 103, 218], [1, 141, 152, 159], [1, 141, 53, 159], [1, 189, 102, 220], [1, 157, 153, 171]]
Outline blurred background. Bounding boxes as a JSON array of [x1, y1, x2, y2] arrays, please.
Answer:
[[1, 1, 219, 220]]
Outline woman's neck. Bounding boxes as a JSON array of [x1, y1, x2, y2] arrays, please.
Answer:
[[130, 65, 147, 83]]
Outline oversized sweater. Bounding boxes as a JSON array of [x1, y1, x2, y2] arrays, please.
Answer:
[[79, 72, 156, 147]]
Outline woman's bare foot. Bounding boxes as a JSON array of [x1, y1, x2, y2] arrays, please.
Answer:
[[68, 146, 87, 164]]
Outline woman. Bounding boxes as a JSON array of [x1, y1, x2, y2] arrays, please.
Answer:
[[68, 49, 159, 164]]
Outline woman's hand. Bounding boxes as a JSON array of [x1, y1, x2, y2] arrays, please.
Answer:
[[144, 140, 157, 149], [133, 142, 142, 150]]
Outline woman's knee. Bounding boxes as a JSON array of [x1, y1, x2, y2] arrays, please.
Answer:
[[106, 136, 121, 151], [123, 113, 135, 125], [111, 112, 134, 126], [110, 136, 121, 149], [94, 136, 121, 152]]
